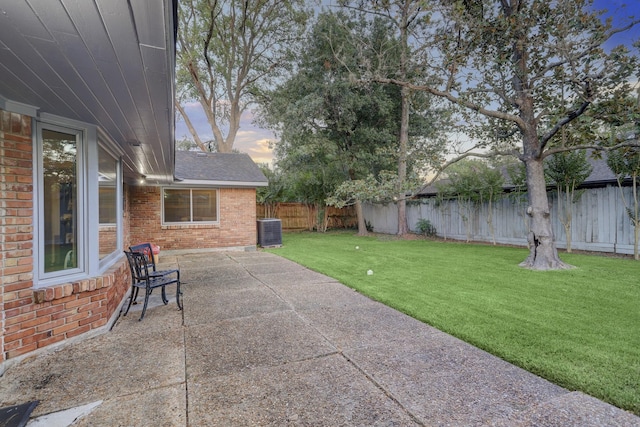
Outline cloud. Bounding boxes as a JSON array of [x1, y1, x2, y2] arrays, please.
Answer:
[[175, 106, 277, 163]]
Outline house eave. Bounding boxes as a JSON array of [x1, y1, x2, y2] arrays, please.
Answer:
[[171, 179, 269, 188]]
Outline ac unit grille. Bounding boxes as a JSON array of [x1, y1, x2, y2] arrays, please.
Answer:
[[257, 219, 282, 247]]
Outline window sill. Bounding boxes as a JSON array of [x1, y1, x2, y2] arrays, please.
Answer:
[[161, 223, 219, 230]]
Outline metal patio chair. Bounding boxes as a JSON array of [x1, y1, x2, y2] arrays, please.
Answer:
[[123, 250, 182, 320]]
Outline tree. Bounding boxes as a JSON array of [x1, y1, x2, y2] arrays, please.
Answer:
[[339, 0, 435, 236], [256, 164, 286, 218], [176, 0, 310, 153], [544, 150, 592, 253], [478, 163, 505, 245], [607, 147, 640, 260], [258, 12, 407, 235], [370, 0, 640, 269], [436, 160, 503, 243], [437, 163, 482, 242], [506, 161, 530, 246]]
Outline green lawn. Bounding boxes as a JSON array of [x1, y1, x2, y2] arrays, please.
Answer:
[[266, 231, 640, 415]]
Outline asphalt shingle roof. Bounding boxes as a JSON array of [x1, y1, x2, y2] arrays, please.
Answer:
[[418, 151, 627, 197], [174, 151, 268, 185]]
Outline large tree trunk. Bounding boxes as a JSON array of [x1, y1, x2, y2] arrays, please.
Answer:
[[519, 158, 572, 270], [396, 86, 409, 235], [355, 200, 368, 236], [396, 4, 410, 236]]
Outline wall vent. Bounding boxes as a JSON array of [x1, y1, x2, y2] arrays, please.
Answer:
[[257, 218, 282, 247]]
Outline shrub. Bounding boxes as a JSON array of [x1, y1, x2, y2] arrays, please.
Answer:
[[416, 218, 437, 237]]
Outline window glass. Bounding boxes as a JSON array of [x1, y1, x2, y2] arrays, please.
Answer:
[[192, 189, 217, 221], [164, 189, 191, 222], [42, 129, 78, 272], [98, 146, 118, 259], [163, 188, 218, 223]]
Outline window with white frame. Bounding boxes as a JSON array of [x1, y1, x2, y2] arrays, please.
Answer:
[[163, 188, 218, 223], [37, 123, 84, 277], [98, 145, 120, 260], [35, 118, 123, 286]]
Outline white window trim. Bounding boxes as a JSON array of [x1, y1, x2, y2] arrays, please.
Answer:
[[97, 139, 124, 270], [33, 114, 125, 288], [34, 120, 88, 286], [161, 187, 220, 225]]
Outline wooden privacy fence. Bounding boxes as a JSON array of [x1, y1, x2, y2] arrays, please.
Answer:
[[363, 184, 637, 255], [257, 203, 357, 231]]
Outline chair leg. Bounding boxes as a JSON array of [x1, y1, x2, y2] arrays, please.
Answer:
[[161, 285, 168, 305], [123, 286, 137, 316], [176, 280, 182, 311], [139, 288, 152, 321]]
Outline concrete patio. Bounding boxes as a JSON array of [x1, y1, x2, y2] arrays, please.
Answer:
[[0, 251, 638, 426]]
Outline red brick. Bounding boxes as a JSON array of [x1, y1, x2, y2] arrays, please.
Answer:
[[65, 297, 91, 310], [4, 293, 31, 308], [36, 304, 64, 317], [5, 311, 35, 326], [52, 308, 77, 321], [21, 316, 51, 329], [36, 335, 65, 349], [22, 331, 53, 346], [91, 318, 108, 329], [79, 313, 103, 327], [65, 325, 91, 339], [7, 343, 38, 359], [37, 318, 64, 332], [5, 328, 35, 343], [66, 311, 90, 323], [78, 301, 102, 313], [53, 321, 79, 336]]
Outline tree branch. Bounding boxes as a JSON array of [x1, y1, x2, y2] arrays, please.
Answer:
[[175, 101, 208, 152], [373, 77, 526, 128], [539, 99, 591, 149], [542, 139, 640, 159]]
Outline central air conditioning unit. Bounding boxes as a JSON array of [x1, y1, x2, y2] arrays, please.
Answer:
[[257, 218, 282, 247]]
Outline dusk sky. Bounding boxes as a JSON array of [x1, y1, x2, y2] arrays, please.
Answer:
[[175, 1, 640, 165]]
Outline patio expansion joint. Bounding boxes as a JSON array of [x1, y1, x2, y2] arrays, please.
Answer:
[[338, 350, 426, 426], [238, 259, 426, 425], [181, 303, 190, 427]]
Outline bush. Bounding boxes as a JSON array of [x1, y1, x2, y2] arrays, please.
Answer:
[[416, 218, 437, 237]]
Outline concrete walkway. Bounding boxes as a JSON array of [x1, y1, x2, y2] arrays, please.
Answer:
[[1, 251, 638, 426]]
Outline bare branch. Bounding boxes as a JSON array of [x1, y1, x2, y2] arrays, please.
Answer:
[[175, 102, 209, 152]]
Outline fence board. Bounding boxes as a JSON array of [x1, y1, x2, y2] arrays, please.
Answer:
[[364, 184, 638, 255], [257, 203, 356, 231]]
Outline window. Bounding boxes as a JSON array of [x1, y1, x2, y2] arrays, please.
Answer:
[[163, 188, 218, 223], [98, 146, 119, 260], [35, 117, 123, 286], [38, 125, 83, 276]]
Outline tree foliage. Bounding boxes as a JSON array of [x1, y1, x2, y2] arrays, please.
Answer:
[[437, 160, 503, 243], [259, 11, 426, 234], [607, 147, 640, 259], [361, 0, 639, 269], [544, 150, 593, 253], [176, 0, 311, 152]]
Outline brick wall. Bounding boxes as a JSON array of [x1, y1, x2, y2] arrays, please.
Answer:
[[0, 109, 131, 365], [130, 186, 257, 250], [1, 110, 34, 363]]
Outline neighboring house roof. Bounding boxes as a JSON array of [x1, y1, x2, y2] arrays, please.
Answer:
[[174, 151, 268, 187], [0, 0, 177, 184], [417, 151, 631, 197]]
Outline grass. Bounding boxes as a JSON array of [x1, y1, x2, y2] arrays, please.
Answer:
[[265, 231, 640, 415]]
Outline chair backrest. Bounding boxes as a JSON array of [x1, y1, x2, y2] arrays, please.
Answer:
[[129, 243, 157, 272], [124, 250, 151, 283]]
